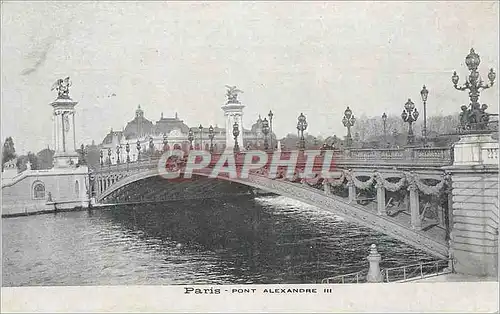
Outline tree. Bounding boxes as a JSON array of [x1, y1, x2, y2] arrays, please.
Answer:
[[16, 152, 38, 172], [2, 137, 16, 167], [82, 142, 101, 171], [36, 147, 55, 170]]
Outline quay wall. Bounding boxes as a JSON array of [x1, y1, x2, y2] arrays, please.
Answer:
[[2, 166, 89, 217]]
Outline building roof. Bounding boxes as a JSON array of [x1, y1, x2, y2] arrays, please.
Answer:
[[155, 112, 190, 134], [102, 129, 124, 145]]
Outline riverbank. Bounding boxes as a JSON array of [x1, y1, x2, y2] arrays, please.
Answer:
[[1, 205, 86, 218], [1, 192, 277, 218]]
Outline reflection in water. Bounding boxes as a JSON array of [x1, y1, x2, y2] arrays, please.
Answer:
[[2, 195, 433, 286]]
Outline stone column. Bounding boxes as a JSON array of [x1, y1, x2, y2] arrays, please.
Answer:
[[444, 133, 498, 278], [323, 181, 331, 195], [348, 181, 356, 203], [376, 181, 386, 216], [408, 181, 422, 230], [366, 244, 383, 283]]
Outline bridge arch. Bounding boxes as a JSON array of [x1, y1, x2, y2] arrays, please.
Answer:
[[96, 168, 448, 259]]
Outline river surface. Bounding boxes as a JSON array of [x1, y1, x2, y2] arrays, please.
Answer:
[[2, 195, 434, 286]]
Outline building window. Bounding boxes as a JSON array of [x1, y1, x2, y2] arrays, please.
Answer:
[[33, 182, 45, 199], [75, 180, 80, 196]]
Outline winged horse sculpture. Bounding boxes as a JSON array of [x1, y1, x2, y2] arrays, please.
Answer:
[[51, 77, 72, 98], [225, 85, 244, 103]]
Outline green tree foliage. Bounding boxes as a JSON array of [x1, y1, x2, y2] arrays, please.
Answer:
[[2, 137, 16, 166], [83, 143, 101, 170], [36, 147, 55, 169], [16, 152, 38, 172]]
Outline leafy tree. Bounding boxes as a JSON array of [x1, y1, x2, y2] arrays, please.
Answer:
[[2, 137, 16, 167], [84, 142, 101, 171], [36, 147, 55, 169], [16, 152, 38, 172]]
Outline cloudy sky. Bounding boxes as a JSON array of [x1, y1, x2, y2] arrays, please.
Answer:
[[1, 1, 498, 154]]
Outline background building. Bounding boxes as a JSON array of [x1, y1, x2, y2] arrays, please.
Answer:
[[99, 105, 276, 164]]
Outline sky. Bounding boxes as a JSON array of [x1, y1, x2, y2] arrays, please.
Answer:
[[1, 1, 499, 154]]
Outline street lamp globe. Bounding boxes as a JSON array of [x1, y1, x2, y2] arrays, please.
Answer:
[[401, 109, 408, 121], [404, 98, 415, 111], [344, 106, 352, 118], [452, 71, 460, 86], [262, 118, 269, 133], [488, 68, 496, 84], [465, 48, 481, 71], [382, 112, 387, 121], [232, 122, 240, 137], [188, 128, 194, 142], [420, 85, 429, 102], [208, 125, 214, 135]]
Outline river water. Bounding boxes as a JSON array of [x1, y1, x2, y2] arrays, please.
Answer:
[[2, 195, 433, 286]]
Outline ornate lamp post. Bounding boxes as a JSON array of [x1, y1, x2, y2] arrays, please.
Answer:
[[116, 145, 121, 164], [382, 112, 387, 144], [126, 142, 130, 163], [163, 134, 168, 151], [401, 98, 419, 145], [188, 128, 194, 150], [262, 117, 270, 150], [268, 110, 274, 150], [452, 48, 496, 132], [79, 144, 86, 165], [233, 122, 240, 153], [107, 148, 112, 166], [198, 124, 203, 149], [208, 125, 215, 153], [136, 139, 141, 161], [342, 106, 356, 147], [296, 113, 308, 150], [148, 137, 155, 157], [420, 85, 429, 146]]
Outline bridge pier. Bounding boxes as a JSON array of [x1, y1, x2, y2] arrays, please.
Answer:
[[347, 181, 356, 203], [445, 134, 499, 278], [376, 182, 386, 216], [409, 182, 422, 230], [323, 180, 331, 195]]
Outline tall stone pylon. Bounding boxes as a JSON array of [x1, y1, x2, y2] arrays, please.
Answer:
[[222, 85, 245, 150], [50, 77, 80, 168], [445, 133, 499, 278], [445, 48, 499, 278]]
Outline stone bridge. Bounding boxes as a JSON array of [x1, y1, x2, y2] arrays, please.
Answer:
[[92, 146, 457, 260]]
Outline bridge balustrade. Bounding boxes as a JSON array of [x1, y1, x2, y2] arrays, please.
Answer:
[[97, 146, 453, 170], [334, 147, 452, 167]]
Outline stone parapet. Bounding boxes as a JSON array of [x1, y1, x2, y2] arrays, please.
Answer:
[[445, 133, 499, 278]]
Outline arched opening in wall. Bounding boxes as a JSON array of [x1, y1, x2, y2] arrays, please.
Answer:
[[33, 181, 45, 199], [75, 180, 80, 197]]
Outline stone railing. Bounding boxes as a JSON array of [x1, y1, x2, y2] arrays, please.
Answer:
[[333, 147, 452, 167], [97, 146, 454, 172]]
